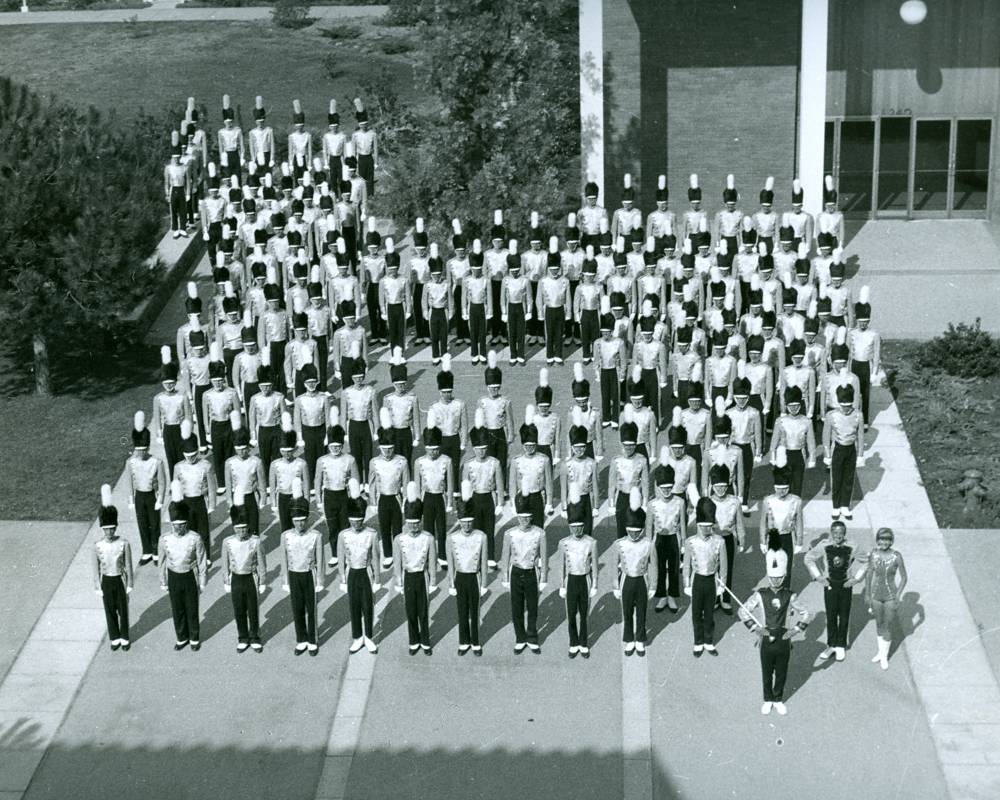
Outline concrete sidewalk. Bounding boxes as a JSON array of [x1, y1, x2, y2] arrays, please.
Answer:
[[0, 3, 385, 25]]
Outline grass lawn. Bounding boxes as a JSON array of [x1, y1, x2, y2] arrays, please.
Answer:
[[0, 18, 425, 124], [0, 342, 163, 521], [884, 340, 1000, 528]]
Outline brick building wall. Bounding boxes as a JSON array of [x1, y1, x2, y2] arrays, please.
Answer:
[[601, 0, 802, 217]]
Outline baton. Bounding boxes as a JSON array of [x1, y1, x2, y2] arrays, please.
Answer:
[[715, 578, 765, 646]]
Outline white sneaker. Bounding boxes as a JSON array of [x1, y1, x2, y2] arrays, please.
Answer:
[[835, 647, 846, 661], [364, 637, 378, 653], [761, 701, 773, 715], [655, 598, 668, 611], [349, 638, 364, 653], [773, 702, 788, 715], [819, 647, 835, 660]]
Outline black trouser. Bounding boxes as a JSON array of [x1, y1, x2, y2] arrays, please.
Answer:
[[852, 360, 872, 425], [510, 566, 539, 645], [685, 444, 703, 489], [403, 570, 430, 647], [654, 534, 681, 598], [186, 495, 211, 557], [324, 489, 349, 556], [581, 309, 599, 360], [621, 575, 648, 643], [169, 186, 187, 231], [529, 280, 542, 337], [565, 573, 590, 647], [314, 335, 328, 388], [327, 155, 342, 185], [412, 284, 427, 339], [207, 220, 222, 263], [349, 420, 373, 483], [674, 379, 691, 410], [101, 575, 129, 641], [231, 573, 261, 644], [377, 494, 402, 556], [268, 341, 287, 394], [338, 358, 358, 388], [193, 384, 209, 445], [167, 570, 199, 643], [258, 424, 280, 485], [786, 448, 805, 498], [779, 532, 794, 590], [186, 185, 199, 226], [760, 635, 791, 701], [521, 490, 545, 529], [211, 420, 234, 485], [824, 580, 852, 647], [134, 490, 161, 557], [452, 284, 468, 340], [691, 572, 717, 645], [387, 303, 405, 351], [163, 423, 183, 478], [358, 152, 375, 195], [577, 494, 593, 538], [568, 280, 580, 340], [601, 368, 620, 424], [366, 282, 384, 340], [392, 427, 414, 471], [470, 492, 496, 561], [545, 307, 565, 360], [243, 492, 260, 538], [422, 492, 447, 559], [348, 566, 374, 639], [738, 442, 754, 506], [221, 151, 240, 179], [277, 492, 293, 533], [455, 571, 481, 646], [490, 280, 504, 339], [507, 305, 526, 361], [440, 434, 461, 496], [721, 533, 736, 595], [242, 382, 259, 412], [615, 491, 630, 539], [487, 429, 508, 492], [831, 442, 857, 509], [222, 347, 241, 383], [469, 303, 487, 358], [429, 307, 448, 359], [342, 227, 358, 269], [302, 424, 325, 488], [641, 368, 660, 425], [289, 570, 317, 645]]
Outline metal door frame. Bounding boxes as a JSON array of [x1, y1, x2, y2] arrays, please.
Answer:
[[909, 116, 953, 219], [950, 116, 995, 219]]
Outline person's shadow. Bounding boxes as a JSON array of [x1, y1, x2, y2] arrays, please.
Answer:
[[375, 586, 410, 643], [129, 591, 174, 642], [317, 591, 350, 646], [781, 616, 830, 701], [892, 590, 926, 659], [535, 588, 565, 646], [586, 593, 620, 647], [198, 591, 236, 642], [428, 587, 458, 646]]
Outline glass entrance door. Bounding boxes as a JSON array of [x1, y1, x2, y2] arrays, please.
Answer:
[[909, 118, 993, 217], [953, 119, 992, 216], [911, 119, 951, 216], [876, 117, 911, 216], [837, 120, 875, 218]]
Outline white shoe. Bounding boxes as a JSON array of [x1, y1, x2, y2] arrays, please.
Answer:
[[841, 506, 853, 520], [835, 647, 846, 661], [635, 642, 645, 655], [761, 701, 773, 715], [831, 510, 841, 520], [349, 638, 364, 653], [773, 702, 787, 715], [569, 645, 580, 654], [364, 637, 378, 653], [655, 598, 668, 611], [381, 557, 393, 569], [172, 231, 181, 239], [819, 647, 835, 660], [487, 559, 497, 569], [624, 642, 635, 654], [667, 597, 678, 611], [437, 558, 448, 568], [327, 557, 338, 568]]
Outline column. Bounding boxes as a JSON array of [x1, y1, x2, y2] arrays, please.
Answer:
[[579, 0, 604, 200], [797, 0, 829, 217]]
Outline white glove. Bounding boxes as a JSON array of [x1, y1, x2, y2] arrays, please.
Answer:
[[592, 505, 600, 518], [282, 583, 290, 592], [595, 454, 603, 463], [589, 587, 597, 597], [224, 585, 231, 593], [856, 456, 865, 467], [125, 586, 133, 594], [157, 435, 164, 444], [760, 542, 767, 555], [297, 439, 305, 448], [445, 505, 452, 513], [412, 438, 419, 447], [716, 583, 725, 597], [538, 581, 548, 592], [495, 505, 504, 516], [203, 232, 210, 241], [526, 313, 532, 321], [824, 457, 831, 467], [501, 581, 510, 590], [249, 439, 258, 448], [396, 584, 404, 594], [334, 371, 342, 381], [479, 586, 488, 597], [794, 544, 803, 555], [154, 501, 163, 510], [449, 586, 458, 596], [372, 582, 382, 591], [160, 584, 168, 592], [612, 589, 622, 599], [501, 314, 508, 323], [339, 583, 347, 592], [683, 586, 692, 597], [128, 501, 135, 509], [558, 587, 567, 598], [315, 584, 323, 594], [544, 504, 554, 516], [94, 589, 103, 597], [648, 589, 656, 599], [552, 458, 560, 466], [258, 584, 265, 595], [754, 455, 763, 465], [807, 460, 816, 469], [428, 584, 437, 593]]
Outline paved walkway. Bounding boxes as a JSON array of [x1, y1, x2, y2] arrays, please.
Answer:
[[846, 220, 1000, 339], [0, 3, 385, 25]]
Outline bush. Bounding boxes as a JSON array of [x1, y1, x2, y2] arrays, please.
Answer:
[[382, 0, 434, 26], [271, 0, 312, 29], [376, 35, 413, 54], [917, 318, 1000, 379], [319, 22, 362, 40]]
